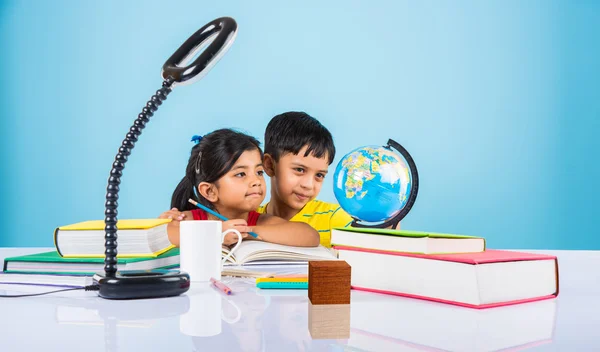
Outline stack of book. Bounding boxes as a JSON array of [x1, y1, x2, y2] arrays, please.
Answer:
[[1, 219, 179, 289], [1, 219, 339, 289], [330, 227, 559, 309]]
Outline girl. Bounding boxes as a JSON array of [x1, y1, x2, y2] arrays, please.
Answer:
[[160, 128, 320, 247]]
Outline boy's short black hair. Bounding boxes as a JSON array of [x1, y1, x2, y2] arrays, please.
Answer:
[[264, 111, 335, 164]]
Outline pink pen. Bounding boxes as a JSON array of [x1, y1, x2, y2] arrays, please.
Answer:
[[210, 277, 232, 295]]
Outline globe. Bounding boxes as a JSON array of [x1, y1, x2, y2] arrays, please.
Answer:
[[333, 142, 416, 225]]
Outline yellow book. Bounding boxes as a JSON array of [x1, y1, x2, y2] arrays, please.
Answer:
[[54, 219, 174, 258], [58, 219, 170, 231], [255, 276, 308, 284]]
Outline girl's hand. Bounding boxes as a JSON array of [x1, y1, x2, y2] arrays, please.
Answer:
[[222, 219, 252, 245], [159, 208, 186, 221]]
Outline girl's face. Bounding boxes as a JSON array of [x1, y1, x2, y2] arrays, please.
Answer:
[[214, 149, 266, 213]]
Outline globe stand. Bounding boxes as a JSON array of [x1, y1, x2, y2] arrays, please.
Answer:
[[93, 17, 238, 300], [350, 138, 419, 229]]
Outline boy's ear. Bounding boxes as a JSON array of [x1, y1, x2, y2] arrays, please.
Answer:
[[198, 182, 218, 202], [263, 154, 276, 177]]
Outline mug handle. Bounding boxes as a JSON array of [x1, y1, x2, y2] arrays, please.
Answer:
[[221, 229, 243, 265], [221, 298, 242, 324]]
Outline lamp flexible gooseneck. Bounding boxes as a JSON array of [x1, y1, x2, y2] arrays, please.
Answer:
[[93, 17, 238, 300]]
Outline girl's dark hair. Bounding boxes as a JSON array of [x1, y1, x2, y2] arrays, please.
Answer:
[[171, 128, 263, 211]]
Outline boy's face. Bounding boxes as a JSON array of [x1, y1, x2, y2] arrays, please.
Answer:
[[265, 146, 330, 211]]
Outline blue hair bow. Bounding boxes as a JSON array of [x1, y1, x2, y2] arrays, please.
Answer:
[[191, 135, 203, 144]]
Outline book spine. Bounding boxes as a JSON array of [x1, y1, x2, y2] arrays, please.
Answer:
[[256, 277, 308, 283], [54, 227, 63, 257], [257, 282, 308, 289], [554, 258, 560, 296]]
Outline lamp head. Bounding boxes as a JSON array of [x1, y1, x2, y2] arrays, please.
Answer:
[[162, 17, 237, 86]]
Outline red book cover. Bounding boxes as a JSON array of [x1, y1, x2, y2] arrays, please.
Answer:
[[334, 247, 560, 309], [334, 247, 557, 264]]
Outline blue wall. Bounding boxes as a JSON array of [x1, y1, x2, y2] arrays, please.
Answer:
[[1, 1, 598, 249]]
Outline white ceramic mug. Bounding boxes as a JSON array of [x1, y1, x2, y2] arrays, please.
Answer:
[[180, 220, 242, 282]]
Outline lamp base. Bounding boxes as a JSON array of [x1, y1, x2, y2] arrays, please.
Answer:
[[93, 269, 190, 300]]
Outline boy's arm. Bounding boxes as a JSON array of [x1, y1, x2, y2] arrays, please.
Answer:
[[254, 214, 320, 247]]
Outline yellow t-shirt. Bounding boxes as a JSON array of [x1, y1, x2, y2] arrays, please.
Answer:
[[257, 199, 353, 247]]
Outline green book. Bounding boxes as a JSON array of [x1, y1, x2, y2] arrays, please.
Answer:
[[256, 281, 308, 289], [331, 227, 486, 254], [3, 248, 180, 276]]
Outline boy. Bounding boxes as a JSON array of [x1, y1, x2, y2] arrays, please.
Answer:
[[258, 111, 354, 247]]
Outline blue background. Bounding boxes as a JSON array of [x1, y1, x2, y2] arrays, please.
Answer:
[[1, 1, 598, 249]]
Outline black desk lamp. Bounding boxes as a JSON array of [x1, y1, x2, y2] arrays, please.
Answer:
[[93, 17, 238, 300]]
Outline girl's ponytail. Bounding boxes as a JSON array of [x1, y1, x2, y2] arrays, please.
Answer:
[[170, 176, 196, 211]]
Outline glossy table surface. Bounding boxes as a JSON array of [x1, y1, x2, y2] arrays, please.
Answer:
[[1, 248, 599, 352]]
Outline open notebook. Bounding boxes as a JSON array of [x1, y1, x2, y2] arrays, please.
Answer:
[[222, 241, 337, 265]]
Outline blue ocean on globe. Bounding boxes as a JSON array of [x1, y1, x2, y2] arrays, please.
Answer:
[[333, 145, 412, 223]]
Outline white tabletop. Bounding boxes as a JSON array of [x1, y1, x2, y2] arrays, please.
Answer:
[[1, 248, 599, 352]]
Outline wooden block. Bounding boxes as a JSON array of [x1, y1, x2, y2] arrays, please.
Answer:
[[308, 303, 351, 339], [308, 260, 351, 305]]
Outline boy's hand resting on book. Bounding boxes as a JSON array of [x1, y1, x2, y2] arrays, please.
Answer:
[[222, 219, 252, 245]]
